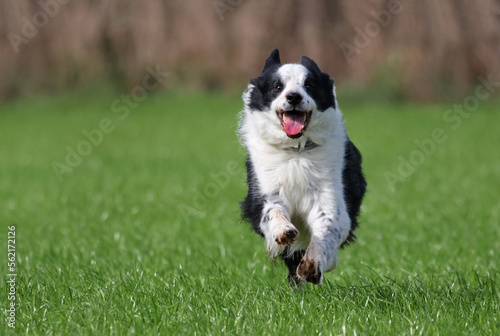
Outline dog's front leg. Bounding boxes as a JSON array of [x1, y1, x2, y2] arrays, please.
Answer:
[[260, 205, 299, 259], [297, 209, 349, 284]]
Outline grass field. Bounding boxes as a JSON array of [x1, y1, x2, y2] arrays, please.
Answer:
[[1, 90, 499, 335]]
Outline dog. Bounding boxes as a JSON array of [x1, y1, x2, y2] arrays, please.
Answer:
[[238, 49, 366, 285]]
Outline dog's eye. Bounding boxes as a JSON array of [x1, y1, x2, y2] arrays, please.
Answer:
[[304, 82, 314, 90], [275, 83, 283, 92]]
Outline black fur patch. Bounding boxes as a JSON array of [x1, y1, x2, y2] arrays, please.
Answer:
[[300, 56, 336, 111], [248, 49, 283, 111], [340, 138, 367, 247], [281, 249, 305, 286], [248, 74, 282, 111], [241, 156, 265, 237]]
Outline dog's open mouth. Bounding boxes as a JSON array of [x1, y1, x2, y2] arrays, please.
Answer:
[[276, 109, 312, 138]]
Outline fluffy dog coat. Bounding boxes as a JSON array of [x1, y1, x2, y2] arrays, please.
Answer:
[[238, 49, 366, 285]]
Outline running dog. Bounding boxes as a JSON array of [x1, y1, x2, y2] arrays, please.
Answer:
[[238, 49, 366, 285]]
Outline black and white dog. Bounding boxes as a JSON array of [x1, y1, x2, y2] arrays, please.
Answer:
[[239, 49, 366, 285]]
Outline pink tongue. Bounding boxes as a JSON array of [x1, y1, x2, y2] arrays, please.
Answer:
[[283, 113, 305, 136]]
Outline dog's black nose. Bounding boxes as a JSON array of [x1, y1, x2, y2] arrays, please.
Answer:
[[286, 92, 302, 105]]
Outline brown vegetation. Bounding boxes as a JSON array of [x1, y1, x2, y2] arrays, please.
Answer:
[[1, 0, 499, 101]]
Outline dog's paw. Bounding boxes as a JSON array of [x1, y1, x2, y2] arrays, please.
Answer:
[[296, 258, 322, 284], [275, 225, 299, 246]]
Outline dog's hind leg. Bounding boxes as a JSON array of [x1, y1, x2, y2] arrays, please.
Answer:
[[281, 249, 305, 288]]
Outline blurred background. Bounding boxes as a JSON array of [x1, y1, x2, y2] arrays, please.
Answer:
[[1, 0, 499, 102]]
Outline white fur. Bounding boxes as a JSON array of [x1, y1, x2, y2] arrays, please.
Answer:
[[239, 64, 351, 283]]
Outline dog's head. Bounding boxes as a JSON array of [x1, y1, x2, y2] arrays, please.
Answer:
[[242, 49, 338, 146]]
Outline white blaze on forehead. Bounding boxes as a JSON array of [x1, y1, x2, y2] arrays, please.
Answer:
[[277, 64, 309, 89]]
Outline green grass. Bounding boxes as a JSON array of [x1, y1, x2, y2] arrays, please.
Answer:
[[1, 90, 499, 335]]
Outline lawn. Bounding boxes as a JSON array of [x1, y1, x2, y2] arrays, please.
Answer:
[[1, 90, 499, 335]]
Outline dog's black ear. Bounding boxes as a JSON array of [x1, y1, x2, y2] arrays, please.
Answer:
[[261, 49, 281, 73], [300, 55, 321, 75], [302, 55, 334, 85]]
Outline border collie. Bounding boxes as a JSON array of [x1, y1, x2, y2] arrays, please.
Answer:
[[238, 49, 366, 285]]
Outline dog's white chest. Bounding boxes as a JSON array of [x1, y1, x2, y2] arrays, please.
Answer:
[[274, 157, 317, 193], [253, 149, 333, 215]]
